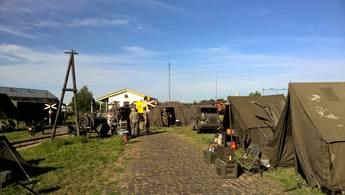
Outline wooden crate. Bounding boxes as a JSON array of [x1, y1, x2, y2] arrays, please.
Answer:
[[215, 158, 239, 179], [203, 150, 217, 164]]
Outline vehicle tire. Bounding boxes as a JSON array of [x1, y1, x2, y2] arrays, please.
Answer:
[[196, 123, 202, 134], [192, 120, 197, 131]]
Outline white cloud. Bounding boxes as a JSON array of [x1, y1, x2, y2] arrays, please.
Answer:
[[0, 44, 344, 102], [0, 44, 166, 102], [70, 18, 128, 27], [0, 25, 36, 39], [34, 17, 129, 28]]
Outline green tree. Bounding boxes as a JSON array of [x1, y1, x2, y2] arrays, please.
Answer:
[[70, 86, 95, 113], [249, 90, 262, 97]]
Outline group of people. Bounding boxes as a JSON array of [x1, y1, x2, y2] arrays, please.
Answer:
[[106, 96, 156, 141], [129, 96, 151, 137]]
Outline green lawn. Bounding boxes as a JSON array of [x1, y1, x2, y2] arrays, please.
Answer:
[[265, 168, 324, 195], [164, 126, 214, 148], [0, 130, 31, 142], [1, 136, 125, 194], [165, 126, 324, 195]]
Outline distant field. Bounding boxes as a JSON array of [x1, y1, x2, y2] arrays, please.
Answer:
[[1, 136, 125, 194]]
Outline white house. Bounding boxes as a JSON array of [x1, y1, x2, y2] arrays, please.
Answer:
[[96, 88, 147, 111]]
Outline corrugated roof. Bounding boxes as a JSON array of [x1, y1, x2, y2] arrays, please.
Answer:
[[0, 86, 57, 100], [96, 88, 145, 101]]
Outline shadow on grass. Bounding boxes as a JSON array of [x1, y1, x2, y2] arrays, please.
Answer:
[[147, 130, 167, 135], [37, 185, 61, 194], [196, 128, 218, 134], [26, 158, 45, 165]]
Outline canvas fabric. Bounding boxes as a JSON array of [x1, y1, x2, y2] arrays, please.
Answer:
[[227, 95, 285, 158], [270, 82, 345, 191]]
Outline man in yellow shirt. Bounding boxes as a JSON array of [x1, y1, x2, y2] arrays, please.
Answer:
[[135, 99, 147, 133]]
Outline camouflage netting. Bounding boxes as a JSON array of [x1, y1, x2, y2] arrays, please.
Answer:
[[149, 101, 195, 127]]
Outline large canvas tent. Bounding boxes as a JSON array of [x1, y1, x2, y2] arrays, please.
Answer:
[[270, 82, 345, 191], [225, 95, 285, 158], [149, 102, 194, 127]]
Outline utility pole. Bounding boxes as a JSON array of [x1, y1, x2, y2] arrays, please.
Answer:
[[51, 49, 80, 139], [215, 72, 218, 100], [168, 63, 172, 101]]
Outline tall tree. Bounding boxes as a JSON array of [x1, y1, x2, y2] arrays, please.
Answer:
[[249, 90, 262, 97], [70, 86, 95, 113]]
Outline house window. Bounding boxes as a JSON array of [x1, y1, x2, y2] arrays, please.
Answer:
[[124, 94, 129, 98]]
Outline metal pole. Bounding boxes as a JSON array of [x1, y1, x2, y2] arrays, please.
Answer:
[[216, 72, 218, 99], [91, 100, 94, 113], [168, 63, 171, 101]]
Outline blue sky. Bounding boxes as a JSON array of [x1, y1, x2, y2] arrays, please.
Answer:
[[0, 0, 345, 102]]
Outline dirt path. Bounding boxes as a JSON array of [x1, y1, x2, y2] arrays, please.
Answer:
[[118, 131, 285, 195]]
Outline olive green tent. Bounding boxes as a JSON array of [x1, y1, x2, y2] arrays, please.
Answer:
[[270, 82, 345, 191], [149, 102, 193, 127], [227, 95, 285, 159]]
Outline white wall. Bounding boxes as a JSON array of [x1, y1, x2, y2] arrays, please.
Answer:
[[108, 92, 144, 108]]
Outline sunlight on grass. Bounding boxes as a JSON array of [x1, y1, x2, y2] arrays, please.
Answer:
[[0, 130, 31, 142], [265, 168, 324, 195], [1, 136, 125, 194], [164, 126, 214, 147]]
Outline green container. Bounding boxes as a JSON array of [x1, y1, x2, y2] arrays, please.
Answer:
[[215, 158, 239, 179], [203, 150, 217, 164]]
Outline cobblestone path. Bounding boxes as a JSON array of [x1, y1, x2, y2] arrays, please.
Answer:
[[118, 131, 285, 195]]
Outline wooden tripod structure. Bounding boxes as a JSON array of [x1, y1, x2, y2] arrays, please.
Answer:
[[51, 50, 80, 139]]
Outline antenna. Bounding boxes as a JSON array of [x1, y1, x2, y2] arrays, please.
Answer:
[[215, 72, 218, 99], [168, 63, 172, 101]]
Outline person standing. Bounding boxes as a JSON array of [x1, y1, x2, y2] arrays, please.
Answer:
[[135, 100, 146, 134], [161, 108, 168, 127], [129, 107, 139, 137]]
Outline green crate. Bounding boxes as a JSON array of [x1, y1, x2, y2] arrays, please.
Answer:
[[215, 158, 239, 179], [203, 150, 217, 164]]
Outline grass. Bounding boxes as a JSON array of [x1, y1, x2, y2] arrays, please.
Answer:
[[265, 168, 324, 195], [1, 135, 125, 194], [164, 126, 324, 195], [0, 130, 31, 142], [163, 126, 214, 148]]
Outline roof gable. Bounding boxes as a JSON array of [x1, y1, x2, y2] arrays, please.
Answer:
[[0, 86, 57, 100], [97, 88, 145, 101]]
